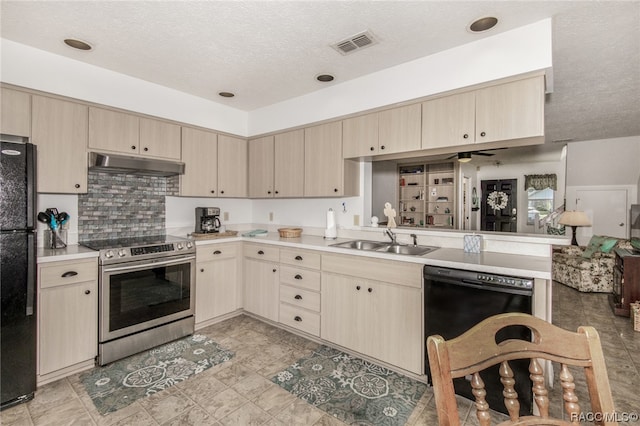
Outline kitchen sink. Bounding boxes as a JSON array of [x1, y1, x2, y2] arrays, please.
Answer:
[[331, 240, 438, 256], [331, 240, 388, 250]]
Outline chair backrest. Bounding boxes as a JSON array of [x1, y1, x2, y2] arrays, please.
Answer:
[[426, 312, 617, 426]]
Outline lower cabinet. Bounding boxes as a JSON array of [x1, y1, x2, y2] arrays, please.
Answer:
[[321, 255, 423, 374], [38, 258, 98, 377], [195, 243, 240, 325], [244, 246, 280, 322]]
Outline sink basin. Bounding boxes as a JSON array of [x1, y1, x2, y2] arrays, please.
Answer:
[[376, 244, 438, 256], [331, 240, 438, 256], [331, 240, 388, 250]]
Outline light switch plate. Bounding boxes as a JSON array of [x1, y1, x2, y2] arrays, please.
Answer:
[[224, 212, 229, 221], [353, 215, 360, 226]]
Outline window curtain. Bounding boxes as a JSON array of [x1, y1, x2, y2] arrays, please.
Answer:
[[525, 174, 557, 190]]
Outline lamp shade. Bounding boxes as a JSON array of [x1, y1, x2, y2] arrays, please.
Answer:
[[558, 210, 592, 227]]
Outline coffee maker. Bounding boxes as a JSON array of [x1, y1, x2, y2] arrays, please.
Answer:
[[195, 207, 221, 233]]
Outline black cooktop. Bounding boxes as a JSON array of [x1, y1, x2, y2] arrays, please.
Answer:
[[80, 234, 188, 251]]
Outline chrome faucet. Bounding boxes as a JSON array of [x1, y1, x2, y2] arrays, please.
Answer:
[[410, 234, 417, 246], [384, 229, 397, 244]]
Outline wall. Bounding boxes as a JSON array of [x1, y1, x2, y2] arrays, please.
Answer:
[[565, 136, 640, 241], [1, 19, 552, 138]]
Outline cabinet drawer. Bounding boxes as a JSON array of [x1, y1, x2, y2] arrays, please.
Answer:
[[279, 303, 320, 336], [197, 243, 238, 262], [280, 249, 321, 270], [280, 284, 320, 312], [243, 244, 279, 262], [322, 254, 422, 288], [39, 258, 98, 289], [279, 265, 321, 291]]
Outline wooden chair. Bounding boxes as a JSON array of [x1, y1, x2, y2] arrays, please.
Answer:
[[426, 313, 617, 426]]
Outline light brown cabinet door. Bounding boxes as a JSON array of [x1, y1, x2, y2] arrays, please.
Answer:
[[244, 258, 279, 321], [274, 129, 304, 197], [1, 88, 31, 137], [304, 121, 343, 196], [139, 118, 181, 160], [180, 127, 217, 197], [342, 112, 379, 158], [321, 273, 367, 353], [248, 135, 274, 198], [422, 91, 476, 148], [196, 245, 239, 324], [39, 280, 97, 375], [378, 103, 422, 154], [475, 75, 545, 143], [217, 135, 247, 197], [88, 107, 139, 155], [31, 96, 88, 193]]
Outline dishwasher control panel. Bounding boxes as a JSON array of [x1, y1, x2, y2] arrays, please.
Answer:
[[476, 274, 533, 289]]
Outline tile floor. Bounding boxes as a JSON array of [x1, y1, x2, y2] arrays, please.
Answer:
[[1, 281, 639, 425]]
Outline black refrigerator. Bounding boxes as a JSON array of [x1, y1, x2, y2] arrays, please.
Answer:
[[0, 135, 37, 410]]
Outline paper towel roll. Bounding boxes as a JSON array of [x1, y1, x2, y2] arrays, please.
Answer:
[[324, 208, 337, 239]]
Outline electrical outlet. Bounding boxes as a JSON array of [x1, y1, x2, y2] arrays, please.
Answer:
[[353, 215, 360, 226], [223, 212, 229, 221], [269, 212, 274, 221]]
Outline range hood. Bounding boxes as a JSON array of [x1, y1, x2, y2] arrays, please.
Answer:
[[89, 152, 185, 177]]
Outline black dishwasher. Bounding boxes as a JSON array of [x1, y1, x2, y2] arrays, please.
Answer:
[[424, 265, 534, 416]]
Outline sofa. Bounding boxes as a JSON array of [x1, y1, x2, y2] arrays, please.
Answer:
[[552, 236, 633, 292]]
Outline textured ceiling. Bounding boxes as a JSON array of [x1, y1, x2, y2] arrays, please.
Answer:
[[1, 1, 639, 144]]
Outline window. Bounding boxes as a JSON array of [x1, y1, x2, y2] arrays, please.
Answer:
[[527, 188, 554, 225]]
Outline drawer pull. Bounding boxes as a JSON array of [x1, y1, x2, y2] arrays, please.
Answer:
[[368, 287, 373, 293], [294, 316, 302, 322], [294, 294, 302, 300], [200, 268, 205, 272], [61, 271, 78, 278], [295, 255, 303, 261], [294, 274, 303, 280], [213, 250, 222, 255], [84, 290, 91, 295], [258, 250, 264, 255], [356, 285, 361, 290], [273, 268, 277, 273]]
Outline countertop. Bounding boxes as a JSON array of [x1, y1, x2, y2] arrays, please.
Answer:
[[37, 232, 551, 279], [37, 244, 98, 264]]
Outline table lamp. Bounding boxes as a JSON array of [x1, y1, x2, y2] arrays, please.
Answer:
[[558, 210, 592, 246]]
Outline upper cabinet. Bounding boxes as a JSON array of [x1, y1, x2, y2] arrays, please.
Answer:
[[305, 121, 359, 197], [31, 96, 88, 194], [422, 75, 544, 149], [139, 117, 181, 160], [248, 135, 275, 198], [474, 75, 545, 144], [342, 104, 421, 158], [274, 129, 304, 198], [378, 104, 422, 154], [217, 135, 247, 198], [88, 107, 181, 160], [248, 129, 305, 198], [1, 88, 31, 137], [180, 127, 218, 197]]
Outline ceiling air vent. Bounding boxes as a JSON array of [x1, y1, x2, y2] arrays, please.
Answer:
[[331, 30, 378, 55]]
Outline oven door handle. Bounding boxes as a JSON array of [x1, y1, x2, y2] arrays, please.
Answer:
[[103, 255, 196, 273]]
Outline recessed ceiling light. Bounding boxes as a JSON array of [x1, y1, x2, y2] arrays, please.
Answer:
[[316, 74, 335, 82], [218, 92, 235, 98], [468, 16, 498, 33], [63, 38, 92, 51]]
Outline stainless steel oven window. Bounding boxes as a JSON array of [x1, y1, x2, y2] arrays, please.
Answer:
[[99, 255, 195, 342]]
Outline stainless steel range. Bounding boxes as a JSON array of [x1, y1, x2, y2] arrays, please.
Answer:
[[82, 235, 195, 365]]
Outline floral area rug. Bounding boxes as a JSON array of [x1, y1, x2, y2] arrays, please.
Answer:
[[81, 334, 234, 415], [272, 345, 427, 425]]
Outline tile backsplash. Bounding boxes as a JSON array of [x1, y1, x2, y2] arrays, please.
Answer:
[[78, 171, 179, 241]]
